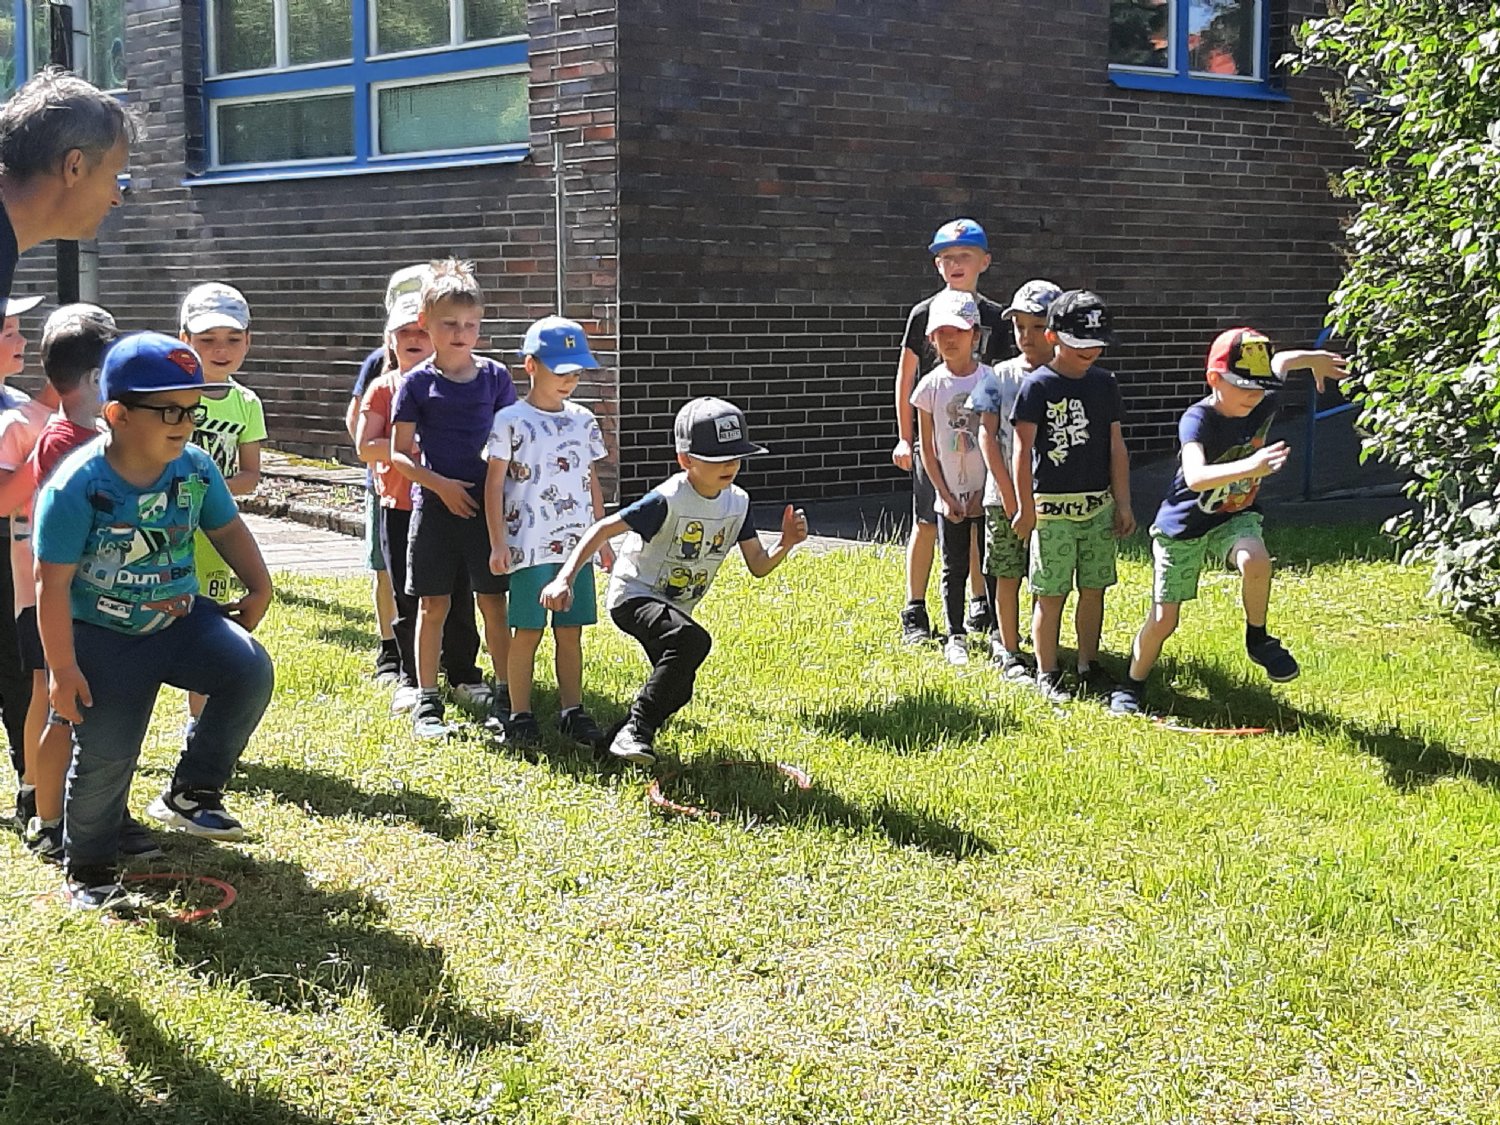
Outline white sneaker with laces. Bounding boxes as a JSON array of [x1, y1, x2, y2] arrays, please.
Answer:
[[943, 636, 969, 666], [451, 681, 493, 707], [391, 685, 421, 714]]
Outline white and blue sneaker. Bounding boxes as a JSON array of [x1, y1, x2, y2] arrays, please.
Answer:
[[64, 864, 133, 912], [146, 786, 244, 840]]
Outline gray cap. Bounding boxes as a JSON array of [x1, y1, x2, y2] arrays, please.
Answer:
[[1003, 279, 1063, 320], [673, 397, 768, 462], [180, 282, 250, 333]]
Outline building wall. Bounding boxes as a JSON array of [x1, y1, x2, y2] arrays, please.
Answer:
[[12, 0, 620, 486], [615, 0, 1348, 502]]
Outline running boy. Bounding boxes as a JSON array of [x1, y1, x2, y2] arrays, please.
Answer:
[[893, 218, 1009, 645], [14, 304, 115, 863], [1011, 289, 1135, 703], [1109, 329, 1346, 715], [540, 398, 808, 765], [484, 316, 610, 750], [35, 332, 275, 910], [969, 279, 1062, 680], [390, 259, 515, 739], [911, 289, 990, 666]]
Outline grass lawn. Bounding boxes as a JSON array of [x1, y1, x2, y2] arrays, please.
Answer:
[[5, 523, 1500, 1123]]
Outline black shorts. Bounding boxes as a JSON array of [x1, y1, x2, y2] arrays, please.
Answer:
[[911, 442, 937, 526], [16, 606, 43, 673], [406, 492, 509, 598]]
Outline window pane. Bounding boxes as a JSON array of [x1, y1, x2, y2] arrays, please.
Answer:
[[1188, 0, 1258, 76], [212, 0, 275, 73], [375, 0, 451, 54], [29, 0, 47, 76], [464, 0, 525, 42], [377, 71, 527, 155], [217, 92, 354, 165], [1109, 0, 1170, 69], [288, 0, 352, 64], [0, 11, 16, 95], [89, 0, 126, 89]]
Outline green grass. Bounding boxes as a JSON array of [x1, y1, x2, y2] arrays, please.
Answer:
[[6, 523, 1500, 1123]]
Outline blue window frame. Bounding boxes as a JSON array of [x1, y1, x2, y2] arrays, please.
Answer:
[[199, 0, 529, 181], [1108, 0, 1287, 101]]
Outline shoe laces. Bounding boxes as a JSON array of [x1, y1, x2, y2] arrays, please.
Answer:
[[175, 787, 225, 812]]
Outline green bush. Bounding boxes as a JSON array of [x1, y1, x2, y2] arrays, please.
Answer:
[[1296, 1, 1500, 629]]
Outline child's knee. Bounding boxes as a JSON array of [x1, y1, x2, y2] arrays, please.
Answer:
[[679, 623, 712, 665], [1145, 602, 1180, 638], [1235, 541, 1271, 580]]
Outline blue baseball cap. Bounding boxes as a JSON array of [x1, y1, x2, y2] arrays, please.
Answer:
[[928, 218, 989, 255], [520, 315, 599, 375], [99, 331, 227, 402]]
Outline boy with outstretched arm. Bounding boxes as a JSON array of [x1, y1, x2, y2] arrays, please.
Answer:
[[969, 279, 1063, 680], [484, 316, 611, 750], [35, 333, 275, 910], [1011, 289, 1135, 703], [540, 398, 808, 766], [893, 218, 1009, 645], [1109, 329, 1346, 715]]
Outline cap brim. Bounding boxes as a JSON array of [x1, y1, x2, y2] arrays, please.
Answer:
[[1002, 304, 1047, 320], [3, 295, 45, 317], [1214, 369, 1279, 391], [1055, 331, 1114, 349], [185, 313, 249, 334], [685, 443, 768, 462], [525, 352, 600, 374], [110, 381, 230, 399], [926, 318, 977, 335]]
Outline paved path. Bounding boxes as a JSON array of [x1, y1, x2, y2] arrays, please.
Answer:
[[244, 512, 368, 578]]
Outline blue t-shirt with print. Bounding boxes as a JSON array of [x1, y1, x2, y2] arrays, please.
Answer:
[[391, 356, 516, 498], [1153, 395, 1279, 540], [34, 438, 238, 634]]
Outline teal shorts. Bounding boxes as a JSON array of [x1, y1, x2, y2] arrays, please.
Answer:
[[983, 506, 1027, 580], [365, 489, 385, 572], [1151, 511, 1265, 604], [507, 562, 597, 631], [1029, 504, 1117, 597]]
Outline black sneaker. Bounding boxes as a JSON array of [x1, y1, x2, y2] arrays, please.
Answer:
[[118, 815, 166, 861], [1074, 663, 1115, 699], [1108, 682, 1144, 715], [964, 597, 994, 635], [1247, 635, 1300, 682], [373, 640, 400, 685], [146, 786, 245, 840], [24, 816, 63, 864], [64, 864, 132, 912], [990, 640, 1032, 682], [557, 707, 607, 749], [500, 711, 542, 750], [413, 691, 455, 740], [898, 602, 933, 645], [1036, 670, 1072, 704], [12, 785, 36, 832], [607, 721, 656, 766]]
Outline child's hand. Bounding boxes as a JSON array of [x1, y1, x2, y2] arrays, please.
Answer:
[[1306, 350, 1348, 393], [489, 547, 510, 576], [1113, 504, 1137, 539], [891, 439, 914, 471], [938, 495, 965, 524], [224, 587, 272, 632], [780, 504, 809, 547], [540, 576, 574, 612], [597, 541, 616, 573], [49, 664, 92, 725], [1012, 508, 1035, 541], [434, 478, 478, 518], [1250, 441, 1290, 477]]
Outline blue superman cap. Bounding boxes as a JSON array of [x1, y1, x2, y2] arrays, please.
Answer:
[[520, 316, 599, 375], [100, 331, 227, 402], [928, 218, 989, 255]]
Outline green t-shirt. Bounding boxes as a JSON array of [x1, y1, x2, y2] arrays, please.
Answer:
[[192, 380, 266, 478]]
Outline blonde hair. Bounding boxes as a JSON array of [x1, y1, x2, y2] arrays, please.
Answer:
[[420, 257, 483, 315]]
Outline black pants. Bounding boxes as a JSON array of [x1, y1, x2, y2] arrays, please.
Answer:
[[379, 506, 482, 687], [610, 597, 712, 736], [0, 532, 31, 782], [936, 515, 983, 637]]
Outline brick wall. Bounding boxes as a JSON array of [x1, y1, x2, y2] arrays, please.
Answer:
[[13, 0, 620, 488], [615, 0, 1348, 501]]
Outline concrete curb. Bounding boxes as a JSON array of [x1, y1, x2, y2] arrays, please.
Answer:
[[241, 494, 362, 538]]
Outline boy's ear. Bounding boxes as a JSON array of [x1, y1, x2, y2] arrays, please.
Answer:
[[675, 452, 693, 472], [102, 399, 128, 427]]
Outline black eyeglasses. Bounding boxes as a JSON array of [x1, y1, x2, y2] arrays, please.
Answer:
[[124, 402, 207, 426]]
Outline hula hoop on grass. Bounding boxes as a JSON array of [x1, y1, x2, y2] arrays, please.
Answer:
[[647, 761, 812, 820], [122, 872, 238, 923], [1150, 717, 1274, 736]]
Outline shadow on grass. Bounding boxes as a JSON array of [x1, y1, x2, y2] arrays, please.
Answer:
[[796, 686, 1014, 755], [238, 761, 509, 843], [154, 842, 534, 1051], [1, 999, 340, 1125], [1151, 654, 1500, 792]]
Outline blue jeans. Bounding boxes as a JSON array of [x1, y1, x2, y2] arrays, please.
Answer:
[[63, 598, 275, 867]]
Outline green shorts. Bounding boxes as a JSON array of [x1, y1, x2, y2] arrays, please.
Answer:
[[507, 562, 598, 631], [1029, 503, 1117, 596], [983, 506, 1027, 580], [365, 489, 385, 572], [1151, 511, 1264, 604]]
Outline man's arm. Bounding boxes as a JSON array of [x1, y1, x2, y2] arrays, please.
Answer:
[[738, 504, 809, 578], [37, 560, 89, 723], [1108, 421, 1135, 538], [204, 515, 274, 631]]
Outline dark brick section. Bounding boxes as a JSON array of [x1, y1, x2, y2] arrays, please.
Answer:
[[13, 0, 620, 490], [616, 0, 1347, 496]]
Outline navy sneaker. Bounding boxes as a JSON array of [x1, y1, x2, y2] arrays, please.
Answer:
[[964, 597, 994, 636], [1247, 635, 1300, 682], [557, 707, 607, 749], [146, 786, 244, 841], [899, 602, 933, 645], [118, 815, 166, 860], [500, 711, 542, 750], [12, 785, 36, 832], [64, 864, 132, 913], [1074, 663, 1115, 699]]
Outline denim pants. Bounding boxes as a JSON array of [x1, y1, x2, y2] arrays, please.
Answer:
[[63, 598, 275, 867], [609, 597, 712, 736]]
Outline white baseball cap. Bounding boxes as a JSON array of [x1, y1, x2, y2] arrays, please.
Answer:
[[385, 292, 423, 334], [385, 264, 433, 312], [180, 282, 250, 333], [925, 288, 981, 335]]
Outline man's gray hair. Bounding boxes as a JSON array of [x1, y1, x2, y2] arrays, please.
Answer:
[[0, 67, 136, 181]]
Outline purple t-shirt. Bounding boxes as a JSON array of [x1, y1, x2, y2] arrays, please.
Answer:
[[391, 356, 516, 496]]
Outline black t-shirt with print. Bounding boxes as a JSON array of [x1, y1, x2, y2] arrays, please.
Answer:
[[1009, 364, 1123, 495], [901, 290, 1010, 377]]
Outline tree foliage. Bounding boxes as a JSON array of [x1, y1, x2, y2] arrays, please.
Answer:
[[1297, 0, 1500, 630]]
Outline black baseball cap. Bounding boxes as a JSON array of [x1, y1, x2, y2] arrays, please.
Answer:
[[1047, 289, 1115, 349], [673, 397, 768, 462]]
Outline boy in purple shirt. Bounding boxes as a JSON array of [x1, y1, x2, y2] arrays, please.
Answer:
[[391, 260, 516, 739]]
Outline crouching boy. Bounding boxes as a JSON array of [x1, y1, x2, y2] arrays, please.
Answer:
[[35, 332, 275, 910]]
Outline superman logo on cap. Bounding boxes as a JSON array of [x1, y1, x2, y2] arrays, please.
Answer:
[[167, 348, 200, 376]]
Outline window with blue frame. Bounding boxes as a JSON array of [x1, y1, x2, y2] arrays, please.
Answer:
[[203, 0, 529, 175], [1, 0, 126, 96], [1109, 0, 1285, 99]]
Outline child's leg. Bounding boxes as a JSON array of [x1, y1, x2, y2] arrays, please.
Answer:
[[553, 626, 583, 711], [440, 568, 484, 686], [906, 521, 936, 603], [1128, 601, 1181, 681], [374, 571, 396, 642], [608, 597, 712, 736], [1234, 538, 1273, 628], [24, 669, 65, 822], [1028, 518, 1076, 674], [1074, 588, 1105, 668], [935, 516, 970, 637], [1129, 529, 1204, 684], [983, 507, 1027, 653], [995, 577, 1023, 653], [474, 593, 511, 685], [507, 628, 544, 715], [1033, 595, 1067, 674], [416, 596, 450, 689], [381, 507, 419, 685], [367, 491, 396, 644], [1073, 508, 1120, 669], [968, 533, 986, 600]]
